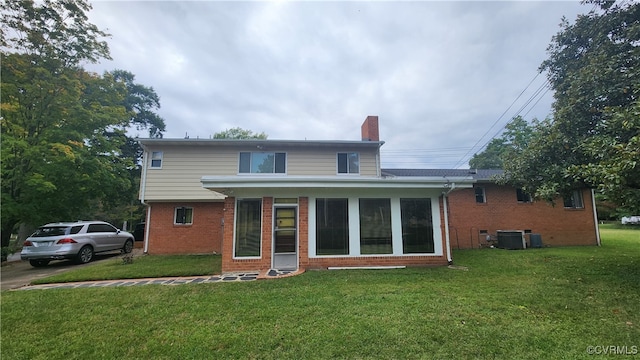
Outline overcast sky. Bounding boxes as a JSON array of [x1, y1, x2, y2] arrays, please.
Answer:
[[85, 0, 588, 169]]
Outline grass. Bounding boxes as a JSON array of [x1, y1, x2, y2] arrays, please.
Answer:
[[31, 254, 221, 284], [1, 227, 638, 359]]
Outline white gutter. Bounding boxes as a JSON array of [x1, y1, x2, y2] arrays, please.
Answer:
[[591, 189, 601, 246], [139, 147, 151, 254], [442, 183, 456, 265], [201, 175, 475, 191]]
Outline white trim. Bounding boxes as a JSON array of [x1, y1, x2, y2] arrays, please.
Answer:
[[173, 206, 194, 225], [143, 205, 151, 254], [232, 198, 263, 260], [202, 175, 474, 191], [238, 151, 287, 175], [308, 189, 445, 259], [336, 152, 360, 175], [328, 266, 406, 270], [592, 189, 601, 246], [150, 151, 163, 169], [271, 203, 299, 270]]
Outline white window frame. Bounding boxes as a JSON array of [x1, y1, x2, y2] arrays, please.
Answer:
[[150, 151, 163, 169], [564, 190, 584, 209], [474, 186, 486, 204], [308, 191, 444, 258], [174, 206, 193, 225], [337, 152, 360, 175], [232, 198, 263, 259], [238, 152, 286, 174]]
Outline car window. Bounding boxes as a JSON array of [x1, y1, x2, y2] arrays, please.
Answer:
[[70, 225, 83, 234], [31, 226, 68, 237], [87, 224, 117, 233]]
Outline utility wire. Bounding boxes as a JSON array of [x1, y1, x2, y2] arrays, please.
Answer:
[[451, 72, 543, 169]]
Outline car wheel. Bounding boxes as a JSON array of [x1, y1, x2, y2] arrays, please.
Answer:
[[29, 259, 50, 267], [76, 246, 94, 264], [122, 239, 133, 254]]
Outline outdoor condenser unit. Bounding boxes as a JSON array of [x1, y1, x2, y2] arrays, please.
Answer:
[[497, 230, 526, 250]]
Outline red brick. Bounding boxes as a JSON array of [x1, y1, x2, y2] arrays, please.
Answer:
[[446, 185, 598, 249], [146, 202, 223, 254]]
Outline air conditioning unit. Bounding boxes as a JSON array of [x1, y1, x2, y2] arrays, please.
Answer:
[[497, 230, 526, 250]]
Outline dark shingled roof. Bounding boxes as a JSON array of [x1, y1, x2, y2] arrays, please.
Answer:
[[381, 169, 504, 181]]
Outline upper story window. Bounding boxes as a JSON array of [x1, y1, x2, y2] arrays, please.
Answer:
[[150, 151, 163, 168], [516, 188, 532, 203], [474, 186, 486, 203], [563, 190, 584, 209], [337, 152, 359, 174], [239, 152, 286, 174]]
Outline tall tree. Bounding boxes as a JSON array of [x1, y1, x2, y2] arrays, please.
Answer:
[[502, 1, 640, 213], [1, 0, 165, 249], [214, 127, 268, 139], [469, 116, 535, 169]]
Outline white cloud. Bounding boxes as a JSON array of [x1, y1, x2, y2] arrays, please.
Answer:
[[86, 0, 586, 167]]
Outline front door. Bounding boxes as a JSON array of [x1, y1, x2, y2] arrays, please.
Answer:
[[273, 207, 297, 270]]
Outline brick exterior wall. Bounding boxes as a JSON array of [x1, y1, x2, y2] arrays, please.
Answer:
[[146, 202, 223, 254], [446, 185, 598, 249]]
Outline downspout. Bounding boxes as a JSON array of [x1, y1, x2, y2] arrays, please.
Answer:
[[140, 147, 151, 254], [591, 189, 601, 246], [442, 182, 456, 265]]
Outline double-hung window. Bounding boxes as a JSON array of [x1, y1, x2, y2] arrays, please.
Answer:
[[239, 152, 286, 174], [563, 190, 584, 209], [150, 151, 163, 168], [337, 152, 359, 174]]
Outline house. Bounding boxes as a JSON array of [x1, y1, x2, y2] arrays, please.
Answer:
[[138, 116, 599, 273]]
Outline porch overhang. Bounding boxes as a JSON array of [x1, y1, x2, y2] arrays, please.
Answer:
[[201, 175, 474, 195]]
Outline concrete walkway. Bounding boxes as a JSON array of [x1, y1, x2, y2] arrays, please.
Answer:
[[11, 268, 304, 291]]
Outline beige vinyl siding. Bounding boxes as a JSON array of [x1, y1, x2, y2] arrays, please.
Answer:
[[141, 145, 380, 200], [287, 148, 378, 176], [143, 146, 235, 200]]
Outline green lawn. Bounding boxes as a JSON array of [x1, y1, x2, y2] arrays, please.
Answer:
[[1, 227, 638, 359], [31, 254, 221, 284]]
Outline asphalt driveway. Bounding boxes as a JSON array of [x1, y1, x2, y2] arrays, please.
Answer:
[[0, 250, 135, 290]]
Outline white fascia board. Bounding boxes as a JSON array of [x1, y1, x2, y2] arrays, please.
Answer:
[[201, 175, 475, 191]]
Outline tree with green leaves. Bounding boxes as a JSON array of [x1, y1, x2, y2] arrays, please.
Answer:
[[501, 1, 640, 214], [1, 0, 165, 250], [469, 116, 535, 169], [213, 127, 268, 139]]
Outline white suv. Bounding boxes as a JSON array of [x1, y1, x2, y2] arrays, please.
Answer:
[[21, 221, 134, 267]]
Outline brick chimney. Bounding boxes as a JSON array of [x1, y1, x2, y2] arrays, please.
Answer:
[[361, 115, 379, 141]]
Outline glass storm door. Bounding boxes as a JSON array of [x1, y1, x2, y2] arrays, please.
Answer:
[[273, 207, 297, 270]]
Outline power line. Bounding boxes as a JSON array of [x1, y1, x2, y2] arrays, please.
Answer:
[[451, 72, 544, 169], [451, 2, 608, 169]]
